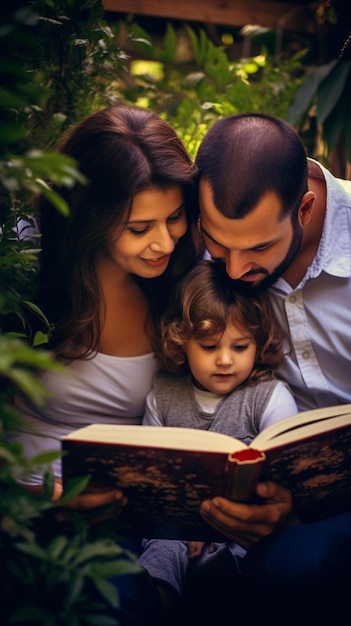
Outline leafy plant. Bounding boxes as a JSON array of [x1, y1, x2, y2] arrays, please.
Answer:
[[0, 2, 328, 622], [113, 21, 306, 156], [0, 3, 141, 624], [287, 51, 351, 165], [21, 0, 130, 149]]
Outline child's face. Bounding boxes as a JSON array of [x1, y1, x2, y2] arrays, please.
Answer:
[[184, 322, 256, 395]]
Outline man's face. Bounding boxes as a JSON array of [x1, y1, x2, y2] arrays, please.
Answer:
[[199, 179, 302, 292]]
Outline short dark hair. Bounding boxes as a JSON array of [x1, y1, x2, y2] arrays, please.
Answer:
[[195, 113, 308, 219]]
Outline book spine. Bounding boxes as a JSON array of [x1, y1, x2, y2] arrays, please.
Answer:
[[224, 449, 266, 502]]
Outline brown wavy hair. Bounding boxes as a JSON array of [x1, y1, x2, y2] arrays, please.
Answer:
[[158, 259, 287, 384], [34, 105, 203, 358]]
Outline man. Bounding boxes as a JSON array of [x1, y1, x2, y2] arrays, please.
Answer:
[[192, 113, 351, 622]]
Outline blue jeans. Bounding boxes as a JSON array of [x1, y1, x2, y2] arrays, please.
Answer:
[[108, 514, 351, 625], [241, 512, 351, 623], [243, 511, 351, 581], [178, 513, 351, 626]]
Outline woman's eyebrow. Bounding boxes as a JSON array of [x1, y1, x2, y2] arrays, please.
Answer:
[[124, 218, 153, 225], [124, 204, 185, 225]]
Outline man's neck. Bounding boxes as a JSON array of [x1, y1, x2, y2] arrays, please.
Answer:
[[282, 171, 326, 288]]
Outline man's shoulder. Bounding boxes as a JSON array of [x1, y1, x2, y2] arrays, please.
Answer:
[[336, 177, 351, 195], [308, 157, 351, 197], [307, 158, 326, 181]]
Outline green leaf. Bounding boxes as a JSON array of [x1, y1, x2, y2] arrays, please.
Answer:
[[22, 301, 50, 324], [33, 331, 50, 347], [322, 97, 346, 153], [65, 573, 85, 607], [73, 541, 136, 566], [187, 26, 208, 66], [16, 541, 47, 560], [92, 559, 141, 578], [0, 446, 22, 465], [31, 181, 70, 216], [317, 60, 351, 124], [162, 23, 177, 62], [242, 61, 260, 75], [92, 577, 119, 607], [345, 106, 351, 164], [46, 535, 70, 559], [58, 475, 92, 503], [287, 59, 339, 125], [4, 368, 51, 405], [31, 449, 62, 465]]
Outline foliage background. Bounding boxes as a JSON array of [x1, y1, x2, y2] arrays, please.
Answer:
[[0, 0, 349, 623]]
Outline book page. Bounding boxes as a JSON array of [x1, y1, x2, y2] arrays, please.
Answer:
[[63, 424, 247, 454], [252, 405, 351, 449]]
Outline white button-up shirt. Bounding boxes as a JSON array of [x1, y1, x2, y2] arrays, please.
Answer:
[[270, 159, 351, 412]]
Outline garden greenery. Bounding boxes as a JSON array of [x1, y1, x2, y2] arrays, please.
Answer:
[[1, 0, 342, 622]]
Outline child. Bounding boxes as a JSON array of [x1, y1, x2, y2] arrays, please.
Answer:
[[139, 258, 298, 609]]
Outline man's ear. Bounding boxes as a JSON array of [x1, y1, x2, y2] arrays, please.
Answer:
[[298, 191, 315, 226]]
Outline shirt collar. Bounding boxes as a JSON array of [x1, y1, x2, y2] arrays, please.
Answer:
[[305, 159, 351, 281]]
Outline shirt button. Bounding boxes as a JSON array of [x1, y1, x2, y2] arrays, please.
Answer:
[[302, 351, 310, 359], [289, 295, 297, 303]]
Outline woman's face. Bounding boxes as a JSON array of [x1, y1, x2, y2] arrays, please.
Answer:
[[108, 186, 188, 278]]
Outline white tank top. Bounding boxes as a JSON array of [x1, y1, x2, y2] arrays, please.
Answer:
[[13, 351, 158, 483]]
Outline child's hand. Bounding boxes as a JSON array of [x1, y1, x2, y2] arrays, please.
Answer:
[[188, 541, 206, 558], [188, 541, 219, 559]]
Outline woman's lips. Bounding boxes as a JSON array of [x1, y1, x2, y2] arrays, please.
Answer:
[[141, 255, 169, 268]]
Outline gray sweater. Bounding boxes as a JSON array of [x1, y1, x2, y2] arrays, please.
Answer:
[[152, 371, 288, 446]]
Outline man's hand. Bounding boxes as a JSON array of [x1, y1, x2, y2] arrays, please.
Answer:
[[200, 481, 296, 550]]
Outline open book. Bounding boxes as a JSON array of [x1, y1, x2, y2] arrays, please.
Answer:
[[61, 404, 351, 541]]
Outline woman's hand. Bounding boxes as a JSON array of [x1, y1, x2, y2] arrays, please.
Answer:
[[52, 478, 127, 524], [22, 479, 127, 525], [200, 481, 297, 550]]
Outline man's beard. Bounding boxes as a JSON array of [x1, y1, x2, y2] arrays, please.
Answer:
[[229, 219, 303, 295]]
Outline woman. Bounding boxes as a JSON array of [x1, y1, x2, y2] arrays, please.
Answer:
[[10, 105, 204, 625], [14, 104, 202, 493]]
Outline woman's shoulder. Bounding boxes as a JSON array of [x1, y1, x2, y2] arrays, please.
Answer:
[[15, 350, 159, 427]]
